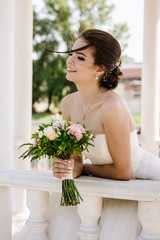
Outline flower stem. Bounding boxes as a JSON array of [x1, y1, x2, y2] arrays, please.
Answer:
[[60, 179, 83, 206]]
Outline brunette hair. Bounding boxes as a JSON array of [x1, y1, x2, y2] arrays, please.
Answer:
[[38, 29, 122, 90], [79, 29, 122, 90]]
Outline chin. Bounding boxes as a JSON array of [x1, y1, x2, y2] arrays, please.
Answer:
[[66, 75, 76, 83]]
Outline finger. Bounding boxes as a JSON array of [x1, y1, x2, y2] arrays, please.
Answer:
[[53, 158, 74, 168], [53, 172, 71, 179], [54, 158, 74, 170], [52, 163, 73, 178], [54, 158, 67, 165], [69, 159, 74, 168], [52, 159, 74, 179], [53, 167, 72, 174], [52, 162, 65, 169], [52, 162, 73, 171], [52, 166, 73, 178]]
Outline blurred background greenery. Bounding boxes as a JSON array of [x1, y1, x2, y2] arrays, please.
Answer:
[[32, 0, 130, 115], [32, 113, 141, 128]]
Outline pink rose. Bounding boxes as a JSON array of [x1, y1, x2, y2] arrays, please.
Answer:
[[33, 138, 38, 147], [67, 124, 83, 141]]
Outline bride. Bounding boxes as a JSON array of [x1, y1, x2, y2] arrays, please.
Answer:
[[48, 29, 160, 240]]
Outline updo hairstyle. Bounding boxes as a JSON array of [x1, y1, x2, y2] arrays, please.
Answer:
[[79, 29, 122, 90], [38, 29, 122, 90]]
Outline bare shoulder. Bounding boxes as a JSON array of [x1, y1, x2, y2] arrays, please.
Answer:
[[62, 91, 78, 106], [102, 91, 127, 113], [100, 91, 129, 125], [100, 91, 131, 136], [101, 90, 136, 134], [61, 92, 79, 120]]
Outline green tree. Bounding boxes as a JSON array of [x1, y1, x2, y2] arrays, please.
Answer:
[[33, 8, 70, 112], [33, 0, 130, 112]]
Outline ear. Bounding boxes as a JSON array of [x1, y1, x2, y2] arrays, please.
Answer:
[[96, 64, 106, 75]]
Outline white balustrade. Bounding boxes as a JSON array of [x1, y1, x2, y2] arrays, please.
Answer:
[[25, 190, 49, 240], [138, 201, 160, 240], [77, 196, 102, 240], [0, 169, 160, 240]]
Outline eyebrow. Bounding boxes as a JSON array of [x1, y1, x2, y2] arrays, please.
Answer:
[[70, 49, 86, 57]]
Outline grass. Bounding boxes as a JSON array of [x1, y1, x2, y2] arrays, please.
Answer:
[[32, 113, 53, 123], [133, 115, 141, 127], [32, 113, 141, 126]]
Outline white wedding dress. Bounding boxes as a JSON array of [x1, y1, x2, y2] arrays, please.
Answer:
[[46, 129, 160, 240]]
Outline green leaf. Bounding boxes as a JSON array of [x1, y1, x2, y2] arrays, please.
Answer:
[[32, 132, 38, 138], [19, 143, 33, 149]]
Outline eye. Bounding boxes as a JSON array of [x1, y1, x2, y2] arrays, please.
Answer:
[[78, 56, 85, 61], [68, 53, 73, 56]]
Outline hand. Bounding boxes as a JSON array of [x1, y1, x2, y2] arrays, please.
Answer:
[[52, 158, 74, 178]]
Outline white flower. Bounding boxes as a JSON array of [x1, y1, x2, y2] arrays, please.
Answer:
[[44, 126, 58, 140], [39, 131, 43, 138], [52, 120, 66, 129]]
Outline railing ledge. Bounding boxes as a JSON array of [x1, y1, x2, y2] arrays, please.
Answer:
[[1, 169, 160, 240], [0, 169, 160, 202]]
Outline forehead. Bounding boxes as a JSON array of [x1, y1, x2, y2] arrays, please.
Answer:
[[72, 38, 89, 50], [72, 38, 94, 56]]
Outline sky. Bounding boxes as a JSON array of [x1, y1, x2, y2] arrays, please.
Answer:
[[109, 0, 144, 63], [33, 0, 144, 63]]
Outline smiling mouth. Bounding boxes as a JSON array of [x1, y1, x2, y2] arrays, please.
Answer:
[[67, 69, 76, 72]]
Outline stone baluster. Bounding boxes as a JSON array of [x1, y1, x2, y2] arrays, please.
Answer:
[[25, 190, 49, 240], [138, 201, 160, 239], [77, 196, 102, 240]]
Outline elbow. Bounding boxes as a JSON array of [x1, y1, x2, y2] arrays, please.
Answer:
[[121, 174, 132, 181], [116, 169, 132, 181]]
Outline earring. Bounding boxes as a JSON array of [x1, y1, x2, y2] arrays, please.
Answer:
[[96, 75, 98, 80]]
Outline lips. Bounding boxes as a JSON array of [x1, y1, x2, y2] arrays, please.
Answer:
[[67, 69, 76, 72], [67, 67, 76, 72]]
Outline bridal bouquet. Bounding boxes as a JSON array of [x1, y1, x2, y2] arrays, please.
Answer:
[[19, 120, 94, 206]]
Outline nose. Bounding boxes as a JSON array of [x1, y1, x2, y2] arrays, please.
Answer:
[[66, 54, 74, 65]]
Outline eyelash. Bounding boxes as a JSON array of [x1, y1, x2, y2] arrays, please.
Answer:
[[68, 53, 85, 61]]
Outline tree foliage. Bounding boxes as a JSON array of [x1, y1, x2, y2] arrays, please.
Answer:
[[33, 0, 130, 112]]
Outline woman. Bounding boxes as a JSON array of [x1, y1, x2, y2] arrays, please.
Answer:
[[48, 29, 160, 240]]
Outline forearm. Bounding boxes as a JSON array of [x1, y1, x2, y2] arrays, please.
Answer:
[[73, 159, 83, 178], [83, 163, 132, 180], [71, 153, 83, 178]]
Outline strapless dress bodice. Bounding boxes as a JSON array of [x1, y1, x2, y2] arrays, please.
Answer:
[[83, 130, 143, 173]]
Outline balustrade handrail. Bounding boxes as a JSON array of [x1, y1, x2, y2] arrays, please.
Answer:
[[0, 169, 160, 202]]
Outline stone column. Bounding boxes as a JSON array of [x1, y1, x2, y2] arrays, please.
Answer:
[[138, 201, 160, 239], [141, 0, 160, 155], [25, 190, 49, 240], [0, 0, 14, 238], [13, 0, 33, 214], [77, 196, 102, 240]]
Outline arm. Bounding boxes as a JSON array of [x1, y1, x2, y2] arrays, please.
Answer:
[[83, 99, 133, 181], [72, 152, 83, 178], [52, 95, 83, 179]]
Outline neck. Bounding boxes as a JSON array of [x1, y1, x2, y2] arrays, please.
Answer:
[[76, 82, 103, 124], [77, 83, 100, 106]]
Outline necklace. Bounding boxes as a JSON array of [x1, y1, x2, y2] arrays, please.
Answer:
[[81, 89, 100, 123]]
